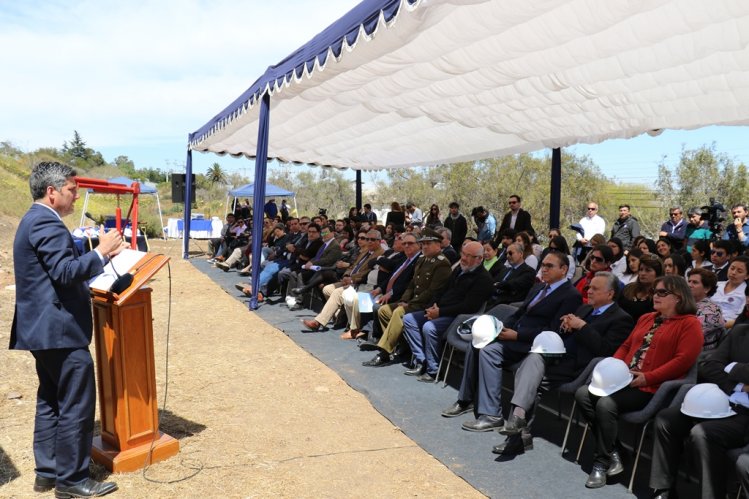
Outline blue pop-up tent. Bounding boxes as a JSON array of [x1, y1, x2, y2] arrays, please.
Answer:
[[186, 0, 749, 309], [225, 182, 296, 217], [79, 176, 165, 238]]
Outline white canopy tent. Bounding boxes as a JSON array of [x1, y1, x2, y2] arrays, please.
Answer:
[[189, 0, 749, 169], [187, 0, 749, 308]]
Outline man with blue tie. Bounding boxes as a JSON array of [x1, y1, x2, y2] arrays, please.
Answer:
[[11, 162, 125, 497], [442, 251, 582, 431], [495, 272, 633, 454]]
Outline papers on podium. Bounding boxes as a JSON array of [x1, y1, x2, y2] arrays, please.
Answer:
[[88, 249, 147, 292]]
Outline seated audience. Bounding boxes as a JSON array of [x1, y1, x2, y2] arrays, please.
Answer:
[[638, 238, 657, 255], [441, 251, 581, 432], [488, 243, 536, 306], [662, 253, 687, 277], [538, 235, 575, 281], [436, 227, 458, 264], [710, 240, 732, 281], [655, 238, 672, 260], [482, 240, 504, 280], [607, 237, 627, 278], [649, 323, 749, 498], [575, 276, 703, 489], [688, 239, 712, 272], [515, 231, 539, 270], [495, 272, 633, 455], [573, 245, 613, 303]]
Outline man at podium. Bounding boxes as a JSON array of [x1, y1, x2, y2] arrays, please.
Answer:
[[10, 162, 126, 498]]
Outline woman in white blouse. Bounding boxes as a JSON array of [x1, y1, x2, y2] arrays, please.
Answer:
[[712, 255, 749, 326]]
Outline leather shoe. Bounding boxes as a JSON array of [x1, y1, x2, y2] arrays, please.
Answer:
[[34, 475, 55, 492], [499, 414, 527, 435], [492, 434, 533, 455], [302, 319, 322, 331], [651, 489, 671, 499], [585, 463, 608, 488], [404, 363, 424, 376], [216, 262, 230, 272], [462, 415, 504, 432], [359, 341, 380, 351], [55, 478, 118, 498], [362, 353, 390, 367], [416, 372, 435, 383], [607, 450, 624, 476], [441, 401, 474, 418]]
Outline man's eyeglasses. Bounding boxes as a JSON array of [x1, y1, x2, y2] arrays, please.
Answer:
[[652, 288, 673, 297], [401, 241, 417, 246], [364, 237, 379, 242]]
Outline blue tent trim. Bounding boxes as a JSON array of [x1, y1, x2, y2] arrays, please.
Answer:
[[228, 183, 294, 198], [188, 0, 418, 148]]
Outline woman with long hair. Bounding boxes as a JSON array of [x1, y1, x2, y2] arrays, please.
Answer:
[[482, 240, 504, 279], [575, 276, 702, 489], [514, 231, 539, 270], [712, 255, 749, 326], [663, 254, 687, 276], [385, 201, 405, 228], [607, 237, 627, 278], [689, 239, 712, 271], [620, 247, 643, 285], [425, 204, 443, 228], [618, 254, 663, 322]]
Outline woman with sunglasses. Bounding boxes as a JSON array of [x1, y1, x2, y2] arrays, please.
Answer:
[[575, 275, 703, 489], [574, 245, 612, 303], [686, 267, 726, 350], [711, 255, 749, 327], [618, 254, 663, 322]]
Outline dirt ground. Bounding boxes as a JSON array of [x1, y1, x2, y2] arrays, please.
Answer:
[[0, 216, 482, 498]]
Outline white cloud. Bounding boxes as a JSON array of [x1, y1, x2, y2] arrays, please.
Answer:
[[0, 0, 361, 151]]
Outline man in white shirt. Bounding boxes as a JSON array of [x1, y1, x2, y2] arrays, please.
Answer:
[[576, 202, 606, 262]]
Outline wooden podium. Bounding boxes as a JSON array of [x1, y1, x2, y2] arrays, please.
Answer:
[[90, 252, 179, 472]]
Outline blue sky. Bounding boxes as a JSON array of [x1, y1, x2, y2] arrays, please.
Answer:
[[2, 1, 747, 189]]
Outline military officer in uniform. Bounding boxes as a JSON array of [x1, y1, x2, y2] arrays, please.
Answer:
[[363, 228, 452, 366]]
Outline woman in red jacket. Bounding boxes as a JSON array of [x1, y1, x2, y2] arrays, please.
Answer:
[[574, 275, 703, 489]]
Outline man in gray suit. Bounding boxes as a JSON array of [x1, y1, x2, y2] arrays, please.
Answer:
[[441, 251, 582, 431], [11, 162, 125, 497]]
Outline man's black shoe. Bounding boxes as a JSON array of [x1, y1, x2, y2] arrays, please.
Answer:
[[55, 479, 118, 498], [416, 372, 436, 383], [498, 414, 527, 435], [492, 434, 533, 455], [607, 450, 624, 476], [404, 363, 424, 376], [441, 401, 474, 418], [585, 463, 608, 488], [462, 415, 504, 432], [34, 475, 55, 493], [359, 341, 380, 351], [651, 489, 671, 499], [362, 353, 390, 367]]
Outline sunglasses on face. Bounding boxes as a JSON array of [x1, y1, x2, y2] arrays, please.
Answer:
[[401, 241, 417, 246], [587, 207, 597, 211], [652, 288, 673, 297], [712, 251, 726, 257], [589, 255, 605, 263]]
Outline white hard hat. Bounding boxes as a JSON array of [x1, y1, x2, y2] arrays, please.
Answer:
[[588, 357, 633, 397], [285, 296, 298, 308], [471, 315, 503, 349], [342, 286, 357, 306], [680, 383, 737, 419], [530, 331, 566, 355], [457, 316, 478, 341]]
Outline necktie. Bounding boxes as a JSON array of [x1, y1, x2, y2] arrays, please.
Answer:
[[502, 266, 514, 282], [386, 258, 411, 294], [527, 285, 549, 309], [314, 240, 329, 259], [350, 251, 371, 275]]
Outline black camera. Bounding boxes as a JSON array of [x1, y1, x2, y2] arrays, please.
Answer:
[[318, 208, 327, 217], [700, 197, 725, 237]]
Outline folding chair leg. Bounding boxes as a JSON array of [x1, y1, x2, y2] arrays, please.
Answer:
[[436, 345, 449, 384], [628, 421, 650, 493], [575, 423, 588, 463], [442, 348, 455, 388], [561, 399, 577, 456]]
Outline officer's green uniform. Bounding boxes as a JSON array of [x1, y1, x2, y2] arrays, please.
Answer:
[[376, 253, 452, 353]]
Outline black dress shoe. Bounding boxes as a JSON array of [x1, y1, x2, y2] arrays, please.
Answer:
[[462, 415, 504, 432], [55, 478, 118, 498], [607, 450, 624, 476], [651, 489, 671, 499], [441, 401, 474, 418], [359, 341, 380, 351], [34, 475, 55, 492], [404, 363, 424, 376], [492, 434, 533, 455], [416, 372, 436, 383], [585, 463, 608, 488], [362, 353, 390, 367], [498, 414, 527, 435]]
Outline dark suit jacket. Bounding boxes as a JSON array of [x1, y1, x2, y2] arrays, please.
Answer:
[[699, 324, 749, 393], [499, 209, 534, 234], [551, 302, 634, 379], [504, 280, 582, 353], [311, 238, 342, 268], [10, 204, 105, 350], [374, 252, 406, 291], [492, 263, 536, 305], [435, 265, 494, 317], [379, 253, 419, 302]]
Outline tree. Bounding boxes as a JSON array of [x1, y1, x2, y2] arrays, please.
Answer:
[[112, 155, 136, 176], [62, 130, 89, 161], [206, 162, 227, 185]]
